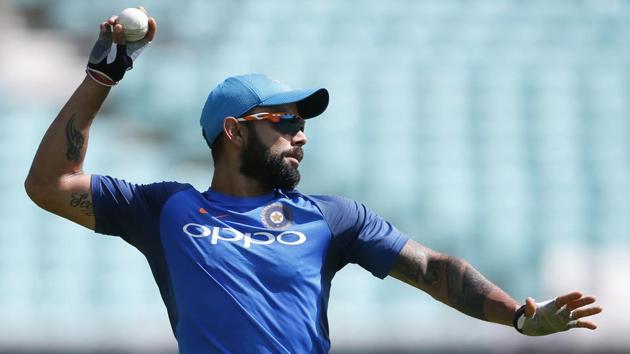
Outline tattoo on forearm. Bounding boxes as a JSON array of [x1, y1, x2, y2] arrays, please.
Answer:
[[391, 242, 433, 286], [445, 257, 493, 321], [390, 241, 494, 321], [70, 193, 94, 216], [65, 115, 84, 161]]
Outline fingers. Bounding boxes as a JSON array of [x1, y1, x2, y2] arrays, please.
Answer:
[[100, 20, 111, 32], [99, 10, 155, 43], [572, 306, 603, 319], [99, 16, 118, 34], [565, 296, 596, 311], [145, 17, 158, 42], [555, 291, 583, 307], [562, 293, 602, 331], [134, 7, 157, 42], [135, 7, 156, 42], [576, 320, 598, 330], [113, 23, 125, 44], [524, 297, 537, 317]]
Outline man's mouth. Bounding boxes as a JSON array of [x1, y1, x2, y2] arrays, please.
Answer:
[[285, 156, 300, 167], [283, 149, 303, 167]]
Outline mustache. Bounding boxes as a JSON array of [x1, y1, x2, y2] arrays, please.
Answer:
[[282, 147, 304, 162]]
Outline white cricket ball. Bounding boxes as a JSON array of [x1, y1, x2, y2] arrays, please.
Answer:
[[117, 8, 148, 42]]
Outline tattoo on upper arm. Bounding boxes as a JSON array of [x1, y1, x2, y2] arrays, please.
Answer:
[[65, 115, 84, 161], [70, 192, 94, 216]]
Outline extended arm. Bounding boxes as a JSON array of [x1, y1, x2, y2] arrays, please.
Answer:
[[389, 239, 603, 334], [389, 239, 518, 325]]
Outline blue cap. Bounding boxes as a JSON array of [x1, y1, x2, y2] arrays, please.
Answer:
[[200, 73, 329, 145]]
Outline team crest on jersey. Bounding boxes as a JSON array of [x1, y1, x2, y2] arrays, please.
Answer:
[[261, 202, 292, 229]]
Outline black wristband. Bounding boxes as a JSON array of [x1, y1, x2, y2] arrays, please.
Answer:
[[87, 44, 132, 84], [512, 304, 527, 333]]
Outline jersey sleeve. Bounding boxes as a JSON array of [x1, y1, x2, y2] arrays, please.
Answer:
[[91, 174, 190, 253], [309, 195, 410, 279]]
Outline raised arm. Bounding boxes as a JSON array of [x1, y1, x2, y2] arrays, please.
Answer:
[[25, 77, 109, 229], [25, 10, 157, 229], [389, 239, 602, 334]]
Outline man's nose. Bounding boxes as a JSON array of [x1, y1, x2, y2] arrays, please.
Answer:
[[292, 130, 307, 146]]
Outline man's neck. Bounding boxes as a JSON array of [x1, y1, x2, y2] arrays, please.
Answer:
[[210, 164, 272, 197]]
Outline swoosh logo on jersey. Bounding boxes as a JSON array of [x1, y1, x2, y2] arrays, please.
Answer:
[[198, 207, 229, 219]]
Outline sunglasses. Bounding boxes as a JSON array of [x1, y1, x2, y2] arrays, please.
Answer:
[[236, 112, 305, 136]]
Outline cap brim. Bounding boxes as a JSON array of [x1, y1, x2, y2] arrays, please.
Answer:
[[260, 88, 329, 119]]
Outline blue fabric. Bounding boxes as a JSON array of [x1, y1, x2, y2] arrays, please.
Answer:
[[91, 175, 409, 354], [199, 73, 329, 145]]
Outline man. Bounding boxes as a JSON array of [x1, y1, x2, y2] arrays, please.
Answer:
[[25, 10, 602, 354]]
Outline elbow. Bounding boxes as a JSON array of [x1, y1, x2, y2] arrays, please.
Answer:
[[24, 175, 38, 201], [24, 174, 48, 207]]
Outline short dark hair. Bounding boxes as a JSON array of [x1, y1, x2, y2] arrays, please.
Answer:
[[203, 118, 257, 165], [203, 129, 223, 165]]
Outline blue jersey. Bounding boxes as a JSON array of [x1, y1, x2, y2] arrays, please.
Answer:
[[91, 175, 409, 354]]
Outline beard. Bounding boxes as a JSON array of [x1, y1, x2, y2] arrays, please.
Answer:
[[240, 129, 303, 191]]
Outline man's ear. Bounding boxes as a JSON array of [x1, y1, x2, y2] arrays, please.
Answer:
[[223, 117, 246, 149]]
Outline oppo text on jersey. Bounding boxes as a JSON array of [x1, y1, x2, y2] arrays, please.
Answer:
[[182, 223, 307, 248]]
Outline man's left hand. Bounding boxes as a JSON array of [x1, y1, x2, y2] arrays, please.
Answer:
[[514, 291, 603, 336]]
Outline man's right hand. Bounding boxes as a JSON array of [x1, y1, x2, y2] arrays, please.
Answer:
[[86, 8, 157, 86]]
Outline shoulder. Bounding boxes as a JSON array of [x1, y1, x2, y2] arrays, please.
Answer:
[[90, 175, 196, 238], [304, 194, 359, 213], [284, 190, 360, 215], [296, 193, 366, 234], [91, 174, 194, 206], [92, 174, 192, 191]]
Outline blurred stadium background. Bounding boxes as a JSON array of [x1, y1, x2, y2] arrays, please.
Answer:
[[1, 0, 629, 353]]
